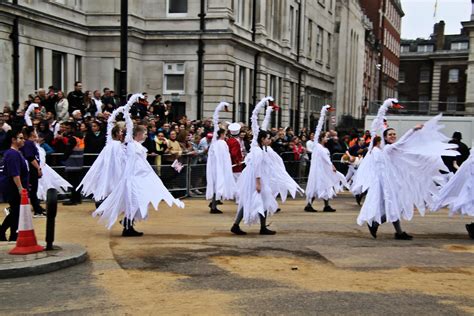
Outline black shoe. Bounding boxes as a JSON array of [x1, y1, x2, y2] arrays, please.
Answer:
[[260, 227, 276, 235], [231, 224, 247, 235], [216, 200, 223, 205], [367, 223, 378, 239], [323, 205, 336, 212], [62, 200, 77, 206], [275, 208, 281, 213], [356, 195, 363, 206], [395, 232, 413, 240], [122, 226, 144, 237], [304, 205, 318, 212], [466, 223, 474, 239], [210, 208, 223, 214]]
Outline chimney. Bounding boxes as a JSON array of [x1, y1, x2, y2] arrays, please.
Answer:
[[434, 20, 445, 50]]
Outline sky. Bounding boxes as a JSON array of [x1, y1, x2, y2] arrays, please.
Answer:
[[400, 0, 472, 39]]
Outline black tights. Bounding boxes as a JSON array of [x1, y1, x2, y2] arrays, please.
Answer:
[[306, 198, 330, 207], [371, 215, 403, 234], [234, 208, 267, 229]]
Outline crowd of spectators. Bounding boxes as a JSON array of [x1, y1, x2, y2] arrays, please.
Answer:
[[0, 80, 378, 173], [0, 82, 386, 179]]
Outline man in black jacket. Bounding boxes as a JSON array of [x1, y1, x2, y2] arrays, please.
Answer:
[[67, 81, 84, 115]]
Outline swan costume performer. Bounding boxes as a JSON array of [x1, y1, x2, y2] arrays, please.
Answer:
[[431, 149, 474, 239], [78, 94, 143, 202], [205, 101, 237, 213], [93, 103, 184, 231], [230, 96, 279, 235], [261, 104, 304, 202], [351, 98, 458, 239], [304, 105, 347, 213], [24, 103, 73, 201]]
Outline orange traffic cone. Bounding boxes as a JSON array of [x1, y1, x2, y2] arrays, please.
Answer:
[[9, 189, 44, 255]]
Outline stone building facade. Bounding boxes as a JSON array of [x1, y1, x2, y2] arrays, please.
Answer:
[[0, 0, 347, 129], [398, 21, 469, 114], [359, 0, 404, 101], [333, 0, 365, 122]]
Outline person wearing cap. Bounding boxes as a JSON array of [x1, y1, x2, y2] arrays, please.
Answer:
[[442, 131, 469, 173], [227, 122, 243, 180]]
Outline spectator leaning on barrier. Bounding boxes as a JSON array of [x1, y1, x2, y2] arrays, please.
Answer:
[[349, 137, 367, 157]]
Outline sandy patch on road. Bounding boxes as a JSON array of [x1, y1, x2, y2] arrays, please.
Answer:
[[443, 244, 474, 253], [212, 255, 474, 311]]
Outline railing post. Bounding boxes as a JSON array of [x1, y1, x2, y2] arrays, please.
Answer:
[[45, 188, 58, 250]]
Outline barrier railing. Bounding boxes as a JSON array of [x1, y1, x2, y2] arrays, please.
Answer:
[[44, 151, 349, 200]]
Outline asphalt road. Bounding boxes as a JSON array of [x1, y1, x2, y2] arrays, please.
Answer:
[[0, 194, 473, 315]]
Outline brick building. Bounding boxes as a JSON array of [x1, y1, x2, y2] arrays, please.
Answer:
[[359, 0, 404, 101], [398, 21, 469, 114]]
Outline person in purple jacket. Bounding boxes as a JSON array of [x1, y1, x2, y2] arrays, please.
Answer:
[[0, 129, 29, 241], [20, 126, 46, 217]]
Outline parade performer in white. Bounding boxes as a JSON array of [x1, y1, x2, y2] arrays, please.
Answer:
[[206, 101, 238, 214], [431, 149, 474, 239], [78, 94, 142, 204], [352, 98, 458, 240], [93, 104, 184, 236], [304, 105, 347, 213], [260, 103, 304, 203], [231, 97, 279, 235]]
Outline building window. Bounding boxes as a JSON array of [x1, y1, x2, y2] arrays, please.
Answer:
[[168, 0, 187, 15], [327, 33, 331, 67], [448, 69, 459, 83], [235, 0, 245, 25], [35, 47, 43, 90], [267, 0, 281, 40], [417, 45, 434, 52], [451, 42, 468, 50], [446, 96, 458, 112], [52, 51, 65, 91], [74, 56, 82, 82], [289, 5, 294, 47], [164, 63, 185, 94], [316, 26, 323, 61], [399, 71, 405, 83], [307, 19, 313, 58], [420, 69, 430, 83]]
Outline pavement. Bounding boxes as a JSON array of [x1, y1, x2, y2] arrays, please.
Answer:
[[0, 242, 87, 279], [0, 193, 473, 315]]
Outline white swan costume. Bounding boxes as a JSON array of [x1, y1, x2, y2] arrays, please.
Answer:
[[78, 94, 142, 201], [352, 98, 459, 226], [93, 104, 184, 229], [24, 103, 73, 200], [236, 97, 278, 225], [261, 105, 304, 202], [305, 105, 347, 202], [205, 102, 238, 201], [431, 149, 474, 217]]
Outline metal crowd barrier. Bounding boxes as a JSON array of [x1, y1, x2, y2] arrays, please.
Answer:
[[46, 150, 349, 200]]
